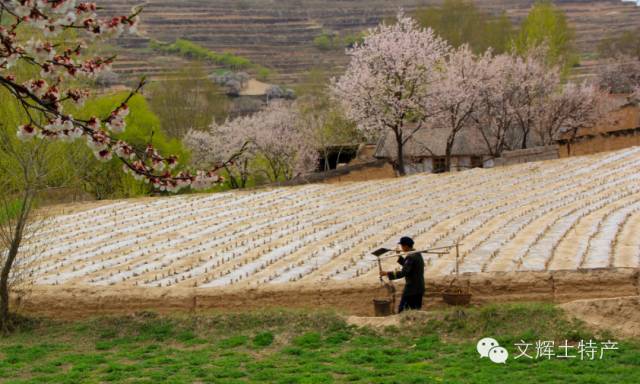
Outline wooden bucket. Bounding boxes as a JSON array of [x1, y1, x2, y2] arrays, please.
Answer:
[[373, 299, 393, 316]]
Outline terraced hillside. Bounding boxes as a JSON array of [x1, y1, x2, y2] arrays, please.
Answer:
[[99, 0, 640, 84], [22, 147, 640, 292]]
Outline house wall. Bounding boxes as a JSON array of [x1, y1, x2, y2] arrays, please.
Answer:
[[404, 158, 432, 174], [455, 156, 471, 171], [405, 156, 488, 174], [583, 104, 640, 136], [483, 157, 495, 168], [557, 103, 640, 158], [558, 132, 640, 157], [423, 158, 434, 173], [452, 156, 496, 171]]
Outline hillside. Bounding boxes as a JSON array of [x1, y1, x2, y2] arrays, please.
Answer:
[[99, 0, 640, 84], [22, 147, 640, 293]]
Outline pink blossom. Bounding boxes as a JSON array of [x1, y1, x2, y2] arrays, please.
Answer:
[[114, 141, 135, 160], [94, 149, 113, 162], [16, 124, 36, 141], [87, 116, 100, 130], [105, 116, 125, 133], [23, 79, 48, 96]]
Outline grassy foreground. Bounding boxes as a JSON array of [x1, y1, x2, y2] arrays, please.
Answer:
[[0, 303, 638, 383]]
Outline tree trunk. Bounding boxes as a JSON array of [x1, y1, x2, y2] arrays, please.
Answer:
[[445, 141, 454, 173], [224, 166, 239, 189], [323, 149, 330, 171], [0, 191, 30, 333], [521, 128, 528, 150], [395, 130, 406, 176], [239, 160, 249, 188], [265, 157, 279, 183], [0, 240, 20, 332]]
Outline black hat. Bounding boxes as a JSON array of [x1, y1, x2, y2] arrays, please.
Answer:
[[398, 236, 414, 247]]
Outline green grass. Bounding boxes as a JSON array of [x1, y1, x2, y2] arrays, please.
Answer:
[[0, 304, 637, 383], [0, 199, 22, 225]]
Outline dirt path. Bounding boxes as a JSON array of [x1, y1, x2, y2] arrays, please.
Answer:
[[561, 296, 640, 339]]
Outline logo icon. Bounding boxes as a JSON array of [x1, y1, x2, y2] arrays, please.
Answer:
[[477, 337, 508, 364]]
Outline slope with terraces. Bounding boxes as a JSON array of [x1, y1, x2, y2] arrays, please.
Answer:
[[98, 0, 640, 84]]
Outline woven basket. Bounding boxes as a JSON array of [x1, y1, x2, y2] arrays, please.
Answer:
[[442, 289, 472, 306]]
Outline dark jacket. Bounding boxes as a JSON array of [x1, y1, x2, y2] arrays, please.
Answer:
[[387, 252, 425, 296]]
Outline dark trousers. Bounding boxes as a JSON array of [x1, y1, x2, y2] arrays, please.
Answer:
[[398, 293, 423, 313]]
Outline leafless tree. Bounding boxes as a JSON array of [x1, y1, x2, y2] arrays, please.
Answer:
[[0, 126, 57, 333], [597, 56, 640, 95]]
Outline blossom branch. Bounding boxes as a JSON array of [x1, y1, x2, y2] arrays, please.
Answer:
[[1, 0, 235, 192]]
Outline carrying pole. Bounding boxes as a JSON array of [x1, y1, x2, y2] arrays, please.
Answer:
[[376, 255, 384, 284], [455, 241, 460, 278]]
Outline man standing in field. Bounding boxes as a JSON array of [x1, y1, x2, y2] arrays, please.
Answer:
[[380, 237, 425, 312]]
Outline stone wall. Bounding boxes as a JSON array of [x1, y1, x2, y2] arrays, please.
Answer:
[[494, 145, 560, 167], [278, 160, 395, 185]]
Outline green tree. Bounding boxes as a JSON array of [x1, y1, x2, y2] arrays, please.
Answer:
[[512, 1, 578, 74], [296, 68, 361, 170], [313, 34, 334, 51], [412, 0, 515, 54], [66, 92, 189, 199], [147, 63, 229, 139]]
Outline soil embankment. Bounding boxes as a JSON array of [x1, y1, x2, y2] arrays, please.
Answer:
[[15, 268, 639, 319]]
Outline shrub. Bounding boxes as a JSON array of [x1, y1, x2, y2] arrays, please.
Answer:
[[253, 332, 274, 347], [150, 39, 254, 70], [313, 34, 333, 51]]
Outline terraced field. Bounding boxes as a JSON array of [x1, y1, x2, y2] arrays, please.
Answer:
[[99, 0, 640, 84], [21, 147, 640, 293]]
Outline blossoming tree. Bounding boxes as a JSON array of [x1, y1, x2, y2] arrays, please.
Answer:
[[427, 45, 493, 171], [471, 53, 519, 158], [473, 52, 606, 157], [508, 49, 561, 149], [331, 13, 449, 176], [185, 101, 318, 186], [251, 101, 318, 181], [535, 81, 608, 147], [184, 117, 252, 189]]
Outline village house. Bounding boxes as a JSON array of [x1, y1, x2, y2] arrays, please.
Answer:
[[556, 95, 640, 157], [373, 127, 493, 174]]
